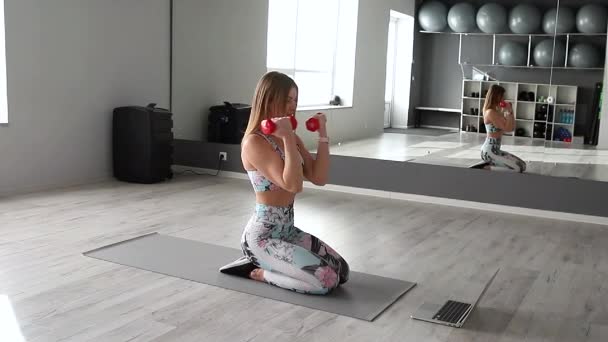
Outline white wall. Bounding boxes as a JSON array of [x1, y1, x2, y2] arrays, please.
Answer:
[[0, 0, 171, 197], [172, 0, 416, 148]]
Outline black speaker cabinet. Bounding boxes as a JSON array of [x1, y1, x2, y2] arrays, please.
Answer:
[[208, 102, 251, 144], [112, 103, 173, 184]]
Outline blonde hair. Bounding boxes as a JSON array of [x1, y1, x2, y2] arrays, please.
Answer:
[[244, 71, 298, 136], [483, 85, 506, 112]]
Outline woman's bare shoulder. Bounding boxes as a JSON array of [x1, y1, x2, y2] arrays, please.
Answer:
[[242, 134, 267, 150]]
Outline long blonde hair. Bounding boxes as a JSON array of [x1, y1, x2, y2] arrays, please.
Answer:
[[244, 71, 298, 136], [483, 85, 505, 112]]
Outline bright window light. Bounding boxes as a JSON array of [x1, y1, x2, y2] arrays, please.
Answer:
[[0, 295, 25, 342], [267, 0, 358, 107]]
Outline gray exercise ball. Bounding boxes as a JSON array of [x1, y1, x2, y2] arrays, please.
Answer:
[[576, 4, 608, 33], [543, 7, 575, 34], [498, 41, 527, 66], [568, 44, 601, 68], [448, 3, 477, 33], [509, 4, 542, 34], [533, 39, 566, 67], [476, 3, 507, 33], [418, 1, 448, 32]]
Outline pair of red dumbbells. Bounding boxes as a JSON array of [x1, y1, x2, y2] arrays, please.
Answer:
[[260, 114, 321, 135]]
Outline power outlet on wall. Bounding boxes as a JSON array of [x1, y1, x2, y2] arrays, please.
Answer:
[[219, 152, 228, 161]]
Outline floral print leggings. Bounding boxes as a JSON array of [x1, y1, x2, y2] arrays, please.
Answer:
[[241, 203, 350, 295], [481, 137, 527, 173]]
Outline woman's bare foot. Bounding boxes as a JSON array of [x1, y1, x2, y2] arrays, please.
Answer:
[[250, 268, 265, 282]]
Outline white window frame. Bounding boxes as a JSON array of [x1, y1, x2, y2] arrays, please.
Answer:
[[0, 0, 7, 125], [266, 0, 357, 109]]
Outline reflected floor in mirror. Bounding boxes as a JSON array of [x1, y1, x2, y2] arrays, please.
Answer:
[[329, 129, 608, 182]]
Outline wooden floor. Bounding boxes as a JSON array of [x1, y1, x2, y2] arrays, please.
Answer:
[[2, 175, 608, 341]]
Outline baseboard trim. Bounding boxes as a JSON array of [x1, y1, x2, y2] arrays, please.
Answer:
[[173, 165, 608, 226], [173, 165, 249, 180], [419, 125, 459, 131], [387, 125, 459, 131]]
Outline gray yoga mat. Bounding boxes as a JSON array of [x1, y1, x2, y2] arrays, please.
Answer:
[[83, 233, 416, 321]]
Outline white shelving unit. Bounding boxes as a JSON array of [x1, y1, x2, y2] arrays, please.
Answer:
[[461, 79, 577, 141]]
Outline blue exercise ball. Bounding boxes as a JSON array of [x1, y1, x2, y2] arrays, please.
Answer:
[[543, 7, 575, 34], [568, 44, 601, 68], [477, 3, 507, 33], [418, 1, 448, 32], [498, 41, 527, 66], [533, 39, 566, 67], [576, 4, 608, 33], [509, 4, 542, 34], [448, 3, 477, 33]]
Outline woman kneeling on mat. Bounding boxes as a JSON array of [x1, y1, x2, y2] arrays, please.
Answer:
[[481, 85, 527, 173], [237, 71, 349, 295]]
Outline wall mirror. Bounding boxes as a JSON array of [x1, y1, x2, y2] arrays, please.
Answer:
[[171, 0, 608, 183]]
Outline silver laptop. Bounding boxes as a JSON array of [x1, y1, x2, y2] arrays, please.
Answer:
[[411, 268, 500, 328]]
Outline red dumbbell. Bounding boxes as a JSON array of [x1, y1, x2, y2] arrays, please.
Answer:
[[260, 115, 298, 135], [306, 117, 320, 132], [305, 113, 325, 132], [290, 115, 298, 130]]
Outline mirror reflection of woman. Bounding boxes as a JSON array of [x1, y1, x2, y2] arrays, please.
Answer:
[[480, 85, 527, 173]]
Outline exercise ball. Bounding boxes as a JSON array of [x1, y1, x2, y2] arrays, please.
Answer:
[[498, 41, 527, 66], [418, 1, 448, 32], [516, 128, 526, 137], [576, 4, 608, 33], [509, 4, 542, 34], [448, 3, 477, 33], [533, 39, 566, 67], [568, 44, 601, 68], [543, 7, 575, 34], [477, 3, 507, 33]]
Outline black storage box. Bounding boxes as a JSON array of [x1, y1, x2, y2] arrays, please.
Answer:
[[207, 102, 251, 144], [112, 103, 173, 184]]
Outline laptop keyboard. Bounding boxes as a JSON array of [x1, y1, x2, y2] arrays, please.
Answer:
[[432, 300, 472, 324]]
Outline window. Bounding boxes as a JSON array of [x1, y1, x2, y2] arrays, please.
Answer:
[[0, 0, 6, 124], [266, 0, 358, 108]]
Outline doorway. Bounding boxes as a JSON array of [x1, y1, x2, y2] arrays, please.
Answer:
[[384, 10, 414, 129]]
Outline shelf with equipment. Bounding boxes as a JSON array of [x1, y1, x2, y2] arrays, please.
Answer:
[[421, 31, 606, 71], [461, 80, 577, 141]]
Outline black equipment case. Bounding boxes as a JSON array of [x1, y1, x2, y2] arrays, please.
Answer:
[[207, 101, 251, 144], [112, 103, 173, 184]]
